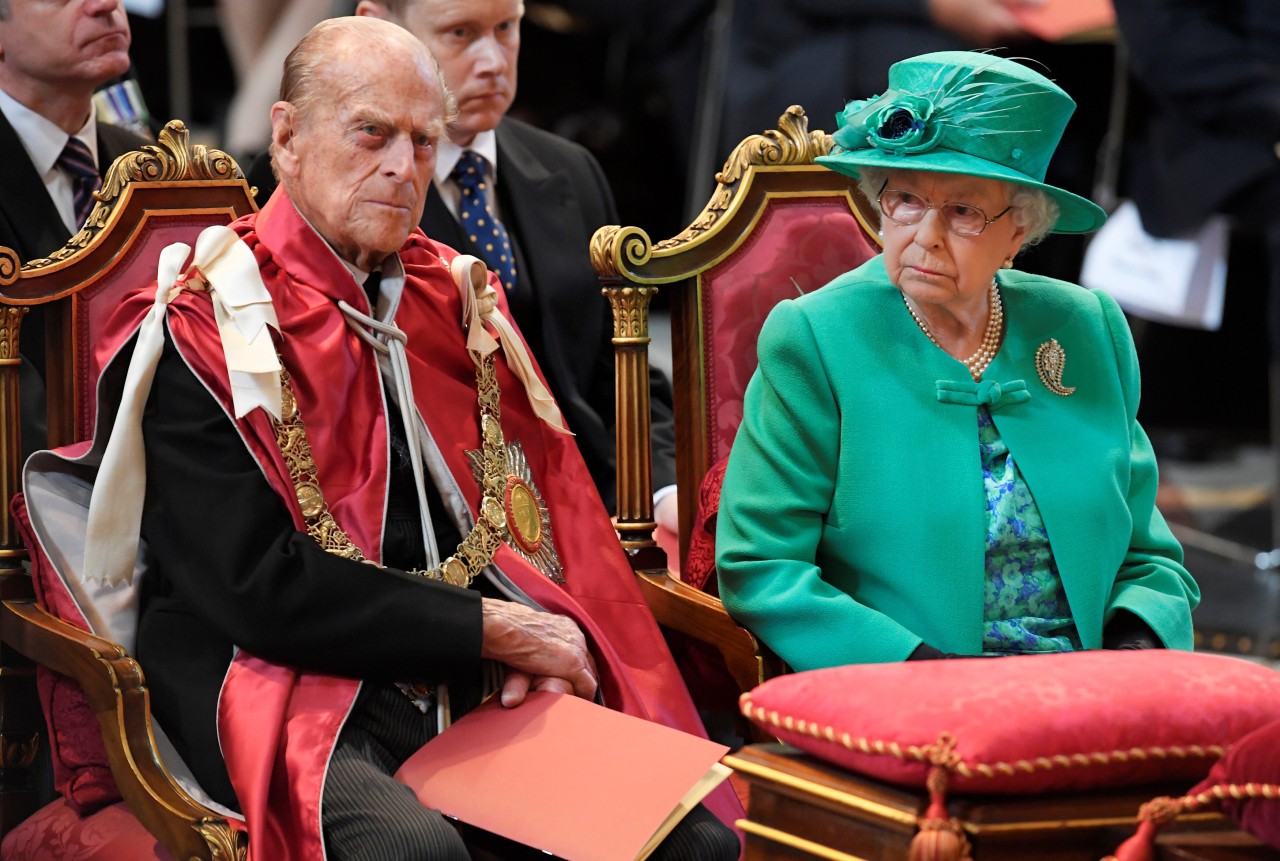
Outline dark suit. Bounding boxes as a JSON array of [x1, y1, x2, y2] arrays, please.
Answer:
[[425, 119, 676, 507], [716, 0, 967, 156], [1112, 0, 1280, 414], [0, 112, 147, 260], [0, 110, 150, 454], [250, 118, 677, 509], [1114, 0, 1280, 238]]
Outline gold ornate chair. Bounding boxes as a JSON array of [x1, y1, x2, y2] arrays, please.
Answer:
[[592, 106, 882, 700], [592, 108, 1280, 861], [0, 121, 256, 861]]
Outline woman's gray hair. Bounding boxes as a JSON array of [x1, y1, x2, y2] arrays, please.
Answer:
[[855, 166, 1059, 251]]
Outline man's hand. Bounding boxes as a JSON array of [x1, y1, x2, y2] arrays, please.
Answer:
[[654, 491, 679, 535], [480, 598, 598, 707], [928, 0, 1039, 46]]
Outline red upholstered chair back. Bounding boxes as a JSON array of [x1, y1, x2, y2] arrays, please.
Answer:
[[592, 107, 880, 700], [0, 121, 257, 861], [70, 213, 243, 442], [1, 126, 258, 449], [594, 106, 881, 572], [697, 197, 879, 485]]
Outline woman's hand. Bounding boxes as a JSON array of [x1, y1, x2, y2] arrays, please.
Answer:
[[1103, 610, 1163, 650]]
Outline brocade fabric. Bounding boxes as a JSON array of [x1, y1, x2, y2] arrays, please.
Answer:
[[0, 799, 173, 860]]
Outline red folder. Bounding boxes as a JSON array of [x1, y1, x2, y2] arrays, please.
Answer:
[[394, 691, 732, 861]]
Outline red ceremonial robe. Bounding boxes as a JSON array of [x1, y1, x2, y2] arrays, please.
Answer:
[[95, 187, 743, 858]]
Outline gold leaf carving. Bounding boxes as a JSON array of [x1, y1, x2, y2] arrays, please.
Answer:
[[716, 104, 831, 185], [655, 106, 831, 252], [0, 306, 26, 360], [590, 106, 832, 277], [591, 224, 654, 279], [603, 286, 655, 340], [0, 245, 19, 287], [193, 817, 249, 861], [23, 120, 244, 270]]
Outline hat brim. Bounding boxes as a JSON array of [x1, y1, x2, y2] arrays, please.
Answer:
[[815, 148, 1107, 235]]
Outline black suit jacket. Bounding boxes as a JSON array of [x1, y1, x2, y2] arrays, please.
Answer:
[[0, 111, 150, 454], [1114, 0, 1280, 235], [134, 333, 483, 810], [0, 112, 147, 263], [250, 119, 677, 509], [717, 0, 967, 155], [422, 119, 676, 508]]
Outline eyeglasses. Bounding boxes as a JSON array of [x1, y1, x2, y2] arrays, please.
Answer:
[[877, 185, 1013, 236]]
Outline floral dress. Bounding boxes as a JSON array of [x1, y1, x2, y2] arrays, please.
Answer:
[[979, 406, 1083, 654]]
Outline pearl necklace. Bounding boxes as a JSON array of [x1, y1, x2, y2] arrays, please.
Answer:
[[904, 281, 1004, 381]]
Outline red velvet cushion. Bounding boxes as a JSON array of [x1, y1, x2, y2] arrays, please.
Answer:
[[1188, 717, 1280, 848], [12, 492, 122, 814], [0, 799, 171, 860], [740, 650, 1280, 794]]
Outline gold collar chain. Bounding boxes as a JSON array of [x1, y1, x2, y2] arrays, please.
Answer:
[[273, 352, 511, 589]]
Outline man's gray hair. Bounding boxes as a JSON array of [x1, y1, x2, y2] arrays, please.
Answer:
[[855, 166, 1059, 250]]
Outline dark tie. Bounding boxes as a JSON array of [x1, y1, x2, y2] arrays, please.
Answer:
[[362, 270, 382, 313], [57, 137, 101, 227], [452, 150, 518, 293]]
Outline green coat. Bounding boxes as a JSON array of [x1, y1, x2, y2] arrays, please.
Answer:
[[716, 256, 1199, 670]]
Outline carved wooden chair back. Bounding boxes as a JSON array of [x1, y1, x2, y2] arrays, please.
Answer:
[[0, 121, 257, 861]]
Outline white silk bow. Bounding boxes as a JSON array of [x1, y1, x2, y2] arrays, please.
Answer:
[[82, 225, 279, 586], [451, 255, 570, 435]]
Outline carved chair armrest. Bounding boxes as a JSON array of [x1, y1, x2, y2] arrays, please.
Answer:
[[633, 571, 784, 696], [0, 599, 245, 861]]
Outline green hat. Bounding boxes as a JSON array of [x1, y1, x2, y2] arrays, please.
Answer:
[[815, 51, 1107, 234]]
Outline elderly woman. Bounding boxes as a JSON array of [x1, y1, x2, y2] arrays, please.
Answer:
[[715, 51, 1199, 670]]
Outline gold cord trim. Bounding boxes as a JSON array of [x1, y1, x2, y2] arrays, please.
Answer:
[[739, 701, 1225, 780], [1167, 781, 1280, 815]]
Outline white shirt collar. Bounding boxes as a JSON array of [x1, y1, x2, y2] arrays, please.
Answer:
[[435, 129, 499, 187], [0, 88, 99, 178]]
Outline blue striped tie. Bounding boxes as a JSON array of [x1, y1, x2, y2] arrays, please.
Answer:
[[57, 137, 101, 227], [453, 151, 518, 293]]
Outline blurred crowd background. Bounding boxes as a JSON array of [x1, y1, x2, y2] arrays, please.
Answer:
[[122, 0, 1274, 553]]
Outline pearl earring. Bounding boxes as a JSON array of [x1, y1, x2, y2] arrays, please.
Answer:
[[1002, 257, 1014, 269]]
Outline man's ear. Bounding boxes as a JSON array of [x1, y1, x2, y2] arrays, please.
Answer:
[[269, 101, 301, 179], [354, 1, 391, 20]]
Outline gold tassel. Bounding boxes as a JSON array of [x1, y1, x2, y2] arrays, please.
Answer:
[[908, 815, 971, 861], [908, 740, 972, 861], [1104, 796, 1186, 861]]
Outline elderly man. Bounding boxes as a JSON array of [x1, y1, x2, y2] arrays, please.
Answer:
[[86, 16, 737, 861], [251, 0, 678, 524], [0, 0, 150, 457]]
